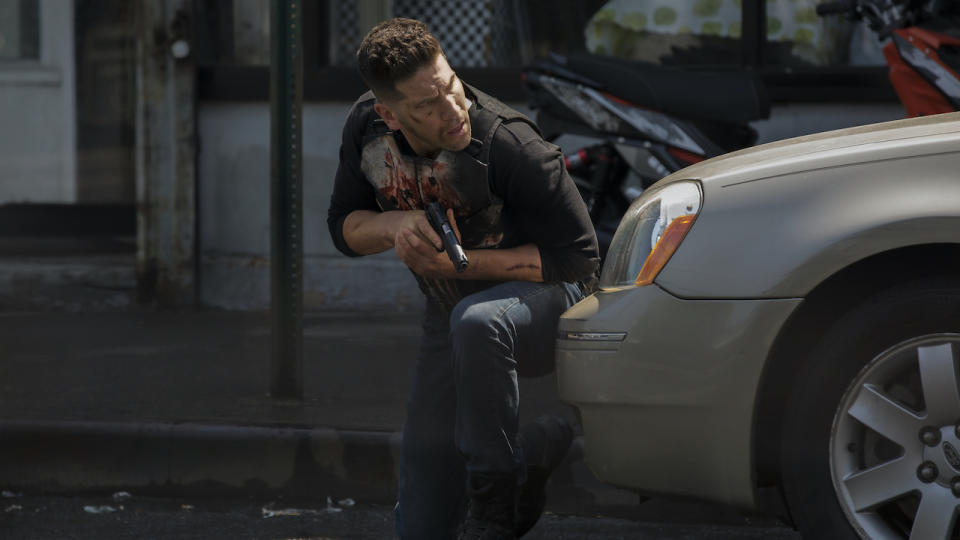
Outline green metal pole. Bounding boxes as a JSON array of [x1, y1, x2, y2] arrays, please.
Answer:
[[270, 0, 303, 399]]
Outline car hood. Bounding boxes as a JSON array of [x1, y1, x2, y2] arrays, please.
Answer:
[[650, 110, 960, 299], [662, 111, 960, 187]]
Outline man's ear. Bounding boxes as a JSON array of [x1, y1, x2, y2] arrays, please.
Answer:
[[374, 102, 403, 131]]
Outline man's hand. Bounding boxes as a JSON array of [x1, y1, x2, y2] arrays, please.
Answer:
[[344, 208, 542, 282], [396, 209, 444, 252], [395, 208, 461, 278], [342, 208, 441, 256]]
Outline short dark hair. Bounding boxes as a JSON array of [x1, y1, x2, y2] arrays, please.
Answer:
[[357, 18, 444, 102]]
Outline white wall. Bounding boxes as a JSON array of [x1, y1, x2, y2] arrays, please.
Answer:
[[0, 0, 76, 204], [197, 100, 904, 311], [198, 102, 423, 311]]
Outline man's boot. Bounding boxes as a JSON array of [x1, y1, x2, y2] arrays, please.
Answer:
[[458, 472, 517, 540], [515, 414, 574, 537]]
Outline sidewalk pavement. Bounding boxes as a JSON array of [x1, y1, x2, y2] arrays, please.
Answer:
[[0, 242, 764, 527]]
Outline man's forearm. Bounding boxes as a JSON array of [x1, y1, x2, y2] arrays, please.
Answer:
[[460, 243, 543, 283], [348, 209, 544, 282], [342, 210, 405, 255]]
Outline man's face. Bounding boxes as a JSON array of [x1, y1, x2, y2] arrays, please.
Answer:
[[374, 54, 472, 158]]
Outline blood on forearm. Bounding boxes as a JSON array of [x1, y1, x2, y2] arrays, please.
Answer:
[[460, 245, 543, 282]]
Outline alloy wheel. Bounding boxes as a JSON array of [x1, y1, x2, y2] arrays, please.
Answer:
[[831, 334, 960, 539]]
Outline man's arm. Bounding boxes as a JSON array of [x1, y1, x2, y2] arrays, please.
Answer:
[[460, 244, 543, 282], [358, 206, 540, 281], [327, 95, 388, 258], [490, 125, 600, 283], [342, 209, 440, 255], [395, 216, 543, 281]]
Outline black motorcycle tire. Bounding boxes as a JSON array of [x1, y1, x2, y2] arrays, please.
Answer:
[[780, 277, 960, 540]]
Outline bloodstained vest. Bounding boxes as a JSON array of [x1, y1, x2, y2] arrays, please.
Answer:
[[358, 85, 540, 311]]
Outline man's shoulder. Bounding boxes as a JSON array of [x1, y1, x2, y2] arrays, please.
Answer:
[[485, 106, 553, 158], [487, 119, 560, 179], [467, 84, 540, 140], [341, 91, 384, 145], [494, 116, 544, 147], [347, 91, 378, 123], [352, 90, 376, 107]]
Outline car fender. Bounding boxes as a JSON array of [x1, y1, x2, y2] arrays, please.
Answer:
[[655, 146, 960, 299]]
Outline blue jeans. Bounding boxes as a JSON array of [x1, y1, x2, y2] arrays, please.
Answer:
[[395, 280, 584, 540]]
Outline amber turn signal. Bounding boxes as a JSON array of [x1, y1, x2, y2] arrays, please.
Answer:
[[635, 214, 697, 286]]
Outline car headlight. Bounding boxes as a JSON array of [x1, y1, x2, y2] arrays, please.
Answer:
[[600, 180, 702, 288]]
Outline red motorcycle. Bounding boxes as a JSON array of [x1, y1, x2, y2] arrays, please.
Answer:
[[818, 0, 960, 117], [524, 0, 960, 260]]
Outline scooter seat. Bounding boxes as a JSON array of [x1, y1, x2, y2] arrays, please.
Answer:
[[556, 53, 770, 125]]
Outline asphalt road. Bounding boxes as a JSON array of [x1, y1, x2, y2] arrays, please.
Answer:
[[1, 493, 802, 540]]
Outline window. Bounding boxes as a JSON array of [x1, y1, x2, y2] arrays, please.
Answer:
[[196, 0, 271, 66], [575, 0, 893, 101], [197, 0, 897, 103], [0, 0, 39, 61], [582, 0, 884, 68]]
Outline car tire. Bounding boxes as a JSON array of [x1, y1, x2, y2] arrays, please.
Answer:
[[780, 277, 960, 540]]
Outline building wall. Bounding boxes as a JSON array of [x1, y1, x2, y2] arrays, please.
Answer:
[[198, 102, 424, 312], [197, 100, 904, 311], [0, 0, 76, 203]]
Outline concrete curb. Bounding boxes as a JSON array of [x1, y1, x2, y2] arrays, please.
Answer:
[[0, 419, 798, 530], [0, 419, 646, 518], [0, 420, 401, 503]]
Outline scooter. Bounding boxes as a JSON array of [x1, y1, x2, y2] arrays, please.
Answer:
[[817, 0, 960, 117], [523, 0, 960, 259], [522, 52, 770, 259]]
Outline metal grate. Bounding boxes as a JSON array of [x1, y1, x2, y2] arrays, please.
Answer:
[[330, 0, 521, 68], [394, 0, 491, 68], [332, 1, 361, 66]]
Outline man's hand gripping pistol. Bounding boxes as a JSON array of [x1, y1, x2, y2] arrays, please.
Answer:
[[425, 202, 469, 273]]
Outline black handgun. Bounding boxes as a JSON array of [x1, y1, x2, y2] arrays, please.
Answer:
[[425, 202, 469, 273]]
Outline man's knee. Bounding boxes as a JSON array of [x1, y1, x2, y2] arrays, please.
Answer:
[[448, 298, 514, 352]]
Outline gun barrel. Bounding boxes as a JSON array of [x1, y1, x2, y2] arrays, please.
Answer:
[[426, 202, 469, 272]]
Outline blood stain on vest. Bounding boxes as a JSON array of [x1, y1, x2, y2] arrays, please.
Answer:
[[375, 146, 420, 209], [362, 135, 464, 213]]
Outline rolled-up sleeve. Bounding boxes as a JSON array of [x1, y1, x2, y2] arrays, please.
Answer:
[[490, 124, 600, 283], [326, 100, 380, 258]]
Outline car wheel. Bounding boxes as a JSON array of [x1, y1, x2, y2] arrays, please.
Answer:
[[781, 278, 960, 540]]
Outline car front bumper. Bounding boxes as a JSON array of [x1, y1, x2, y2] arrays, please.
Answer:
[[556, 284, 801, 509]]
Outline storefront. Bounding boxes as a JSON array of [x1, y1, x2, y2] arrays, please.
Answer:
[[0, 0, 906, 310]]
